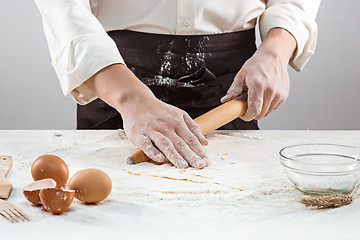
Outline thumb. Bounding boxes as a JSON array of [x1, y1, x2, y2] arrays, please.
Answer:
[[220, 69, 246, 103]]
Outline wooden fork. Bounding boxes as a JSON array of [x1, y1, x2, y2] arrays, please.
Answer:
[[0, 155, 29, 223], [0, 199, 29, 222]]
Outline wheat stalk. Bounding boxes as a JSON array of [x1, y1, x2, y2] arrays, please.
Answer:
[[299, 184, 359, 209]]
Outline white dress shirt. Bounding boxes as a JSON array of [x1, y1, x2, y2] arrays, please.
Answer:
[[35, 0, 320, 104]]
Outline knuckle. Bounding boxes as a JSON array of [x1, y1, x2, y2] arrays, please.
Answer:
[[136, 135, 149, 147], [168, 152, 184, 165], [248, 88, 262, 100], [157, 122, 171, 131], [128, 125, 143, 137], [190, 125, 201, 133], [251, 79, 263, 89], [158, 138, 170, 149], [196, 151, 207, 160], [183, 113, 192, 123], [249, 101, 261, 111], [145, 119, 159, 129], [174, 121, 183, 130], [186, 137, 198, 146], [247, 110, 256, 118], [276, 91, 287, 102], [141, 136, 151, 144], [157, 119, 183, 131], [175, 140, 186, 149], [273, 91, 282, 100], [264, 84, 275, 94], [143, 144, 153, 153], [165, 150, 179, 163], [255, 107, 262, 115], [145, 149, 156, 158], [246, 107, 260, 119]]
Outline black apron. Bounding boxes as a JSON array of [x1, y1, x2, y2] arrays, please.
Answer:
[[77, 29, 259, 130]]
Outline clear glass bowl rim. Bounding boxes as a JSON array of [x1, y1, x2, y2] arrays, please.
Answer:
[[279, 143, 360, 175]]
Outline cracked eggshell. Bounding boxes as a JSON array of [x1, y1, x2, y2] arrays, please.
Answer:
[[68, 168, 112, 203], [23, 178, 57, 204], [39, 188, 75, 214], [31, 154, 69, 187]]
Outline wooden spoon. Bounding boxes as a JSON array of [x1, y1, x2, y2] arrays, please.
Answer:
[[0, 155, 13, 199]]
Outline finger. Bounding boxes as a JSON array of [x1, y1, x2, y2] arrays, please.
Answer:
[[178, 118, 210, 166], [241, 86, 263, 122], [264, 94, 281, 117], [149, 131, 188, 169], [183, 113, 208, 146], [171, 136, 207, 169], [220, 87, 243, 103], [264, 101, 279, 118], [274, 99, 284, 110], [274, 91, 288, 111], [256, 88, 275, 120], [220, 69, 246, 103], [136, 134, 166, 163]]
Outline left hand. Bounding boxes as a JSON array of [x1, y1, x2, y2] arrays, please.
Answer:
[[220, 28, 296, 121]]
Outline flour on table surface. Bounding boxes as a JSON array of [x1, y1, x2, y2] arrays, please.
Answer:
[[117, 129, 127, 139], [206, 131, 265, 141], [2, 130, 360, 239], [3, 130, 301, 210]]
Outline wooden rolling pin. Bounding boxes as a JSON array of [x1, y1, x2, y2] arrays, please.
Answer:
[[127, 94, 248, 164]]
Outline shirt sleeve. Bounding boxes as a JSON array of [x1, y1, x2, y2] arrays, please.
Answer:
[[259, 0, 321, 71], [34, 0, 125, 104]]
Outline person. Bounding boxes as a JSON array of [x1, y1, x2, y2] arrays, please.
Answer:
[[34, 0, 320, 169]]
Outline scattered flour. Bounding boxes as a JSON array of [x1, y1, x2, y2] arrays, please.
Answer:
[[151, 36, 211, 87], [2, 130, 360, 239], [160, 50, 173, 75], [117, 129, 127, 139]]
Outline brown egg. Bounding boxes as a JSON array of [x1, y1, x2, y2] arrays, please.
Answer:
[[31, 154, 69, 187], [23, 178, 57, 204], [68, 168, 112, 203], [39, 188, 75, 214]]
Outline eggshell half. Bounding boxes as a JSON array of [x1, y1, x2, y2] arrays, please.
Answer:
[[31, 154, 69, 187], [23, 178, 57, 204], [39, 188, 75, 214], [68, 168, 112, 203]]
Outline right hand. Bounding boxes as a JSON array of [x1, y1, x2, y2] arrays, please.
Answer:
[[122, 96, 209, 169], [84, 64, 209, 169]]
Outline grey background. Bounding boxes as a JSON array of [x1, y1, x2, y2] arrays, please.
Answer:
[[0, 1, 359, 130]]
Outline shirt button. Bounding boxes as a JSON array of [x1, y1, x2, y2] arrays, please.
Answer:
[[184, 20, 191, 27]]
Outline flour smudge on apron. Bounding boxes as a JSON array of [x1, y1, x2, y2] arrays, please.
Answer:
[[77, 30, 258, 130]]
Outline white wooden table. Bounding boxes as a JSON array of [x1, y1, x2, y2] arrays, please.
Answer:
[[1, 130, 360, 240]]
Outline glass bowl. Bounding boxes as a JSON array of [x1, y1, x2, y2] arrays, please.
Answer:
[[279, 143, 360, 194]]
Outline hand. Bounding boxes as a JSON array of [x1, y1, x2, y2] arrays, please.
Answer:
[[220, 28, 296, 121], [84, 64, 209, 169], [122, 97, 209, 169]]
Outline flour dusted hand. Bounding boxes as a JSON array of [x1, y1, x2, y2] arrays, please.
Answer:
[[221, 28, 296, 121], [84, 64, 209, 169], [122, 98, 209, 169]]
